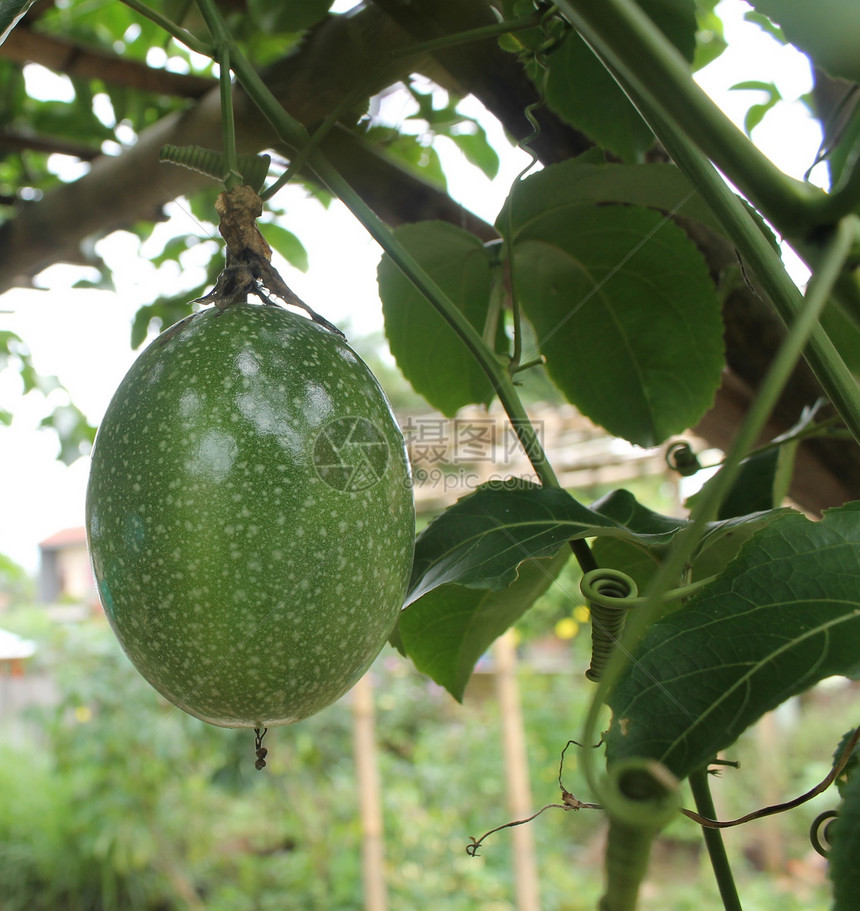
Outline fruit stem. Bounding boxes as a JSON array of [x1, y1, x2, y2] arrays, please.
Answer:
[[195, 0, 241, 190]]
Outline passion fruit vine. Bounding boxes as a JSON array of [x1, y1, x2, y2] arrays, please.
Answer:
[[86, 301, 415, 728]]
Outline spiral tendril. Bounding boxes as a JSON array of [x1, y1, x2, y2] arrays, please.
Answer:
[[665, 440, 702, 477], [581, 569, 639, 682], [810, 809, 838, 857]]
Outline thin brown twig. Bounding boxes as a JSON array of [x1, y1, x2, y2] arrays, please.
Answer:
[[682, 725, 860, 829], [466, 794, 601, 857], [467, 738, 604, 856]]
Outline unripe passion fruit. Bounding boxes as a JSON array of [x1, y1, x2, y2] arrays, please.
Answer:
[[86, 303, 414, 728]]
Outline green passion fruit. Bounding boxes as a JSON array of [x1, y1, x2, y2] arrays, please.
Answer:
[[86, 302, 414, 728]]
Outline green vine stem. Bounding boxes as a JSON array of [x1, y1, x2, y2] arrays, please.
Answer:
[[637, 100, 860, 447], [689, 770, 743, 911], [214, 43, 240, 190], [597, 759, 681, 911], [553, 0, 860, 238], [118, 0, 212, 56]]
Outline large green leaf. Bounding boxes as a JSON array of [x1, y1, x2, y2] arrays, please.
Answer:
[[377, 221, 498, 416], [543, 0, 696, 161], [397, 481, 687, 698], [397, 550, 570, 700], [544, 30, 655, 162], [405, 480, 618, 605], [606, 503, 860, 779], [831, 768, 860, 911], [509, 203, 724, 446], [500, 156, 726, 237], [747, 0, 860, 82]]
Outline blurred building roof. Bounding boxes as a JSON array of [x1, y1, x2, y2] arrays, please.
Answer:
[[39, 527, 87, 550]]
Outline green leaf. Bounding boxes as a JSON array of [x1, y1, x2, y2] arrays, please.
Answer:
[[831, 769, 860, 911], [589, 488, 687, 541], [406, 480, 615, 603], [448, 127, 500, 180], [397, 550, 570, 700], [542, 0, 695, 160], [246, 0, 332, 32], [688, 508, 793, 581], [833, 728, 860, 797], [499, 155, 732, 245], [0, 0, 35, 46], [606, 502, 860, 779], [730, 80, 782, 135], [40, 402, 96, 464], [686, 404, 821, 520], [259, 222, 309, 272], [131, 296, 198, 349], [692, 4, 728, 71], [639, 0, 697, 61], [510, 203, 724, 447], [377, 221, 498, 416], [743, 9, 786, 43], [544, 30, 655, 162], [397, 480, 688, 698], [746, 0, 860, 82]]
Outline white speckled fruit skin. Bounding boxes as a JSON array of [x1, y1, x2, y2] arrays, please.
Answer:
[[86, 303, 414, 728]]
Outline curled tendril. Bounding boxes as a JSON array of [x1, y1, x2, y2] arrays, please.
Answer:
[[580, 569, 638, 682], [810, 810, 839, 858], [666, 440, 703, 477]]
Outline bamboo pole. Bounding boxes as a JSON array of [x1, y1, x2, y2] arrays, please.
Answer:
[[494, 630, 542, 911], [352, 671, 388, 911]]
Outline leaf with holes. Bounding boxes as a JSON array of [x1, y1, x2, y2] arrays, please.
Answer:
[[606, 502, 860, 779]]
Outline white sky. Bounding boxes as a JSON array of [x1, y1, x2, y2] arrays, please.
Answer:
[[0, 0, 825, 573]]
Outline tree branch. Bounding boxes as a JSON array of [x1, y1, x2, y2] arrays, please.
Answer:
[[369, 0, 594, 164], [0, 5, 492, 288], [0, 127, 100, 160], [0, 26, 216, 97]]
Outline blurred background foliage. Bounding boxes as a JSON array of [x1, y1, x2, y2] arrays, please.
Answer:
[[0, 569, 848, 911]]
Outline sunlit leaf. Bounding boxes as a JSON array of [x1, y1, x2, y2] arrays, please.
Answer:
[[259, 222, 309, 272], [397, 550, 570, 700], [448, 127, 500, 180], [397, 481, 687, 698]]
